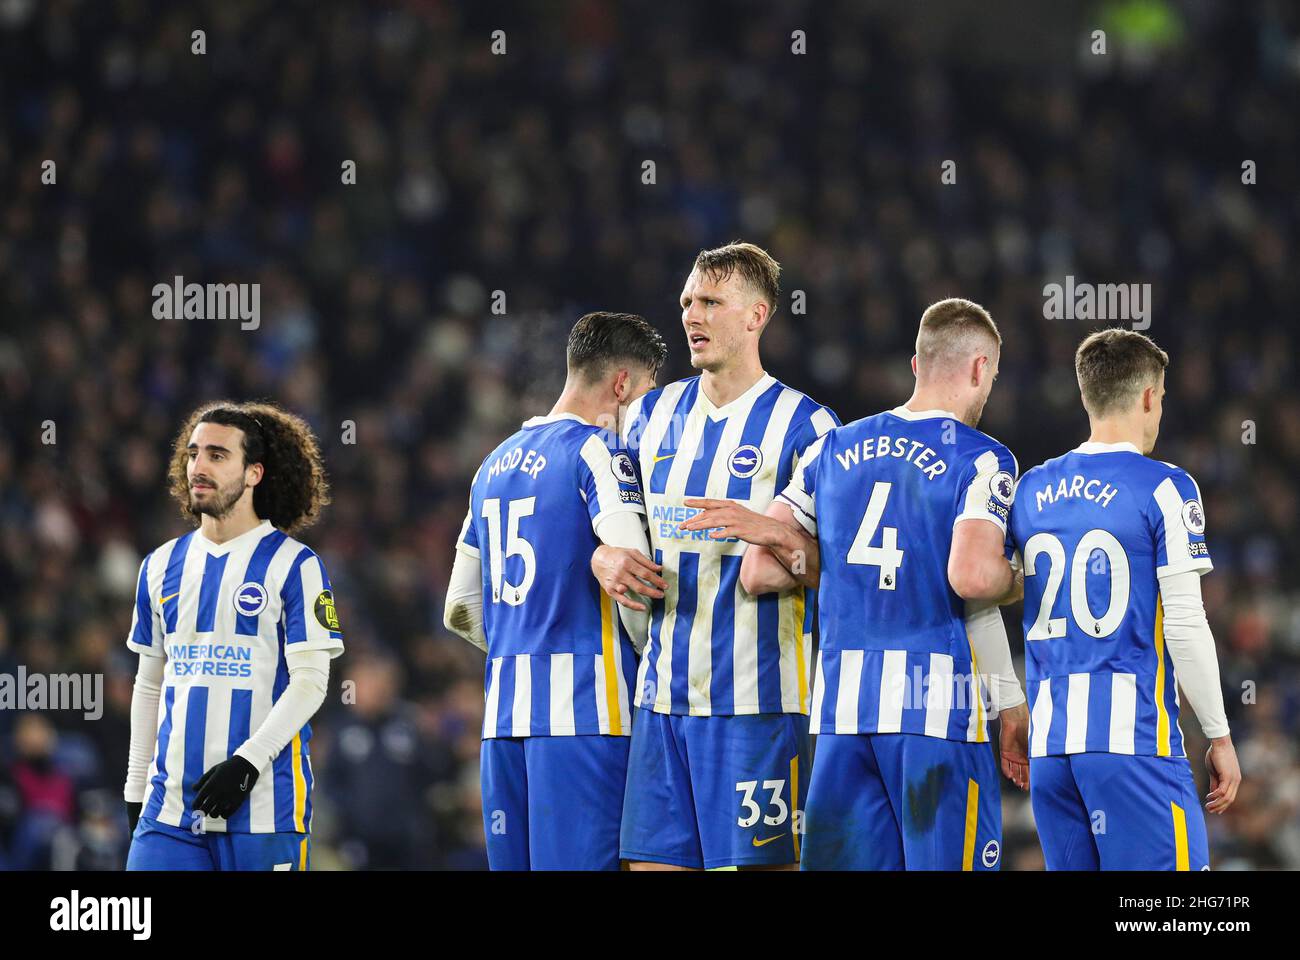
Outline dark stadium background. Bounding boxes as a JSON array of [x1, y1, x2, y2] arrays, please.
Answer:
[[1, 0, 1297, 870]]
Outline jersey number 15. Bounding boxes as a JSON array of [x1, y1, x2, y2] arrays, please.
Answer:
[[481, 497, 537, 606]]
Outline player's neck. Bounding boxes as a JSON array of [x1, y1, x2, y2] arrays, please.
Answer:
[[199, 504, 264, 545], [700, 357, 765, 408], [1087, 418, 1145, 451], [903, 387, 969, 425], [547, 388, 601, 427]]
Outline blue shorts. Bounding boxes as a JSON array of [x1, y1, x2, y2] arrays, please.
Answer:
[[480, 735, 630, 870], [802, 732, 1003, 871], [126, 816, 309, 871], [1031, 753, 1209, 870], [620, 708, 810, 869]]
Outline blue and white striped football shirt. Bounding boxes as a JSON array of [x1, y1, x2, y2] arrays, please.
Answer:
[[456, 413, 645, 738], [1009, 442, 1213, 759], [779, 407, 1019, 742], [126, 519, 344, 834], [622, 373, 839, 717]]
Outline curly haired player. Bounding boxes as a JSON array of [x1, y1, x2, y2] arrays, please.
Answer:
[[123, 401, 343, 871]]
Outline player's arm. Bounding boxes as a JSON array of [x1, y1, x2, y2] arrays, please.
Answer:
[[678, 497, 819, 590], [124, 553, 165, 834], [1149, 471, 1239, 813], [1159, 569, 1239, 813], [593, 511, 654, 652], [688, 429, 828, 593], [964, 599, 1029, 788], [196, 553, 343, 820], [734, 499, 820, 593], [948, 519, 1014, 601], [584, 436, 670, 621], [443, 492, 489, 652], [949, 457, 1019, 602], [443, 545, 487, 653], [124, 651, 164, 833]]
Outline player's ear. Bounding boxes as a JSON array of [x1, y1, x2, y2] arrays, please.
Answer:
[[910, 355, 919, 377], [612, 367, 632, 404], [246, 461, 264, 487], [749, 300, 769, 335]]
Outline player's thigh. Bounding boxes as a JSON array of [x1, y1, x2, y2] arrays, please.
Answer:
[[620, 707, 703, 869], [1029, 756, 1100, 870], [801, 733, 903, 871], [873, 734, 1002, 870], [480, 737, 530, 870], [683, 712, 809, 870], [126, 817, 216, 871], [523, 734, 629, 871], [218, 831, 310, 871], [1073, 754, 1209, 871]]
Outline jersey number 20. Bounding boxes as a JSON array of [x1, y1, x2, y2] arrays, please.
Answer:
[[1023, 530, 1131, 640]]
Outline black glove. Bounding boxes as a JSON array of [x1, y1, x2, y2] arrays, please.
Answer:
[[126, 801, 142, 835], [192, 756, 260, 820]]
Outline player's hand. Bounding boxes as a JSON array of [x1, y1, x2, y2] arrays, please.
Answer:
[[998, 566, 1025, 606], [591, 544, 667, 612], [1205, 736, 1241, 814], [679, 498, 788, 547], [125, 801, 142, 835], [192, 756, 260, 820], [998, 702, 1030, 790]]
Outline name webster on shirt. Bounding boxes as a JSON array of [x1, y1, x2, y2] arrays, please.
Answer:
[[833, 434, 949, 480]]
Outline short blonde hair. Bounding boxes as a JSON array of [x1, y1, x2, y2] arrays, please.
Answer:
[[693, 241, 781, 316], [915, 298, 1001, 374]]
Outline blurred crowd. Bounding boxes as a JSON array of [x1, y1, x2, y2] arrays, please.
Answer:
[[1, 0, 1298, 869]]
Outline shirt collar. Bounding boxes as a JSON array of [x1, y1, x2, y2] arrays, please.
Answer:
[[1074, 440, 1141, 455], [889, 405, 961, 422], [699, 373, 776, 418], [195, 519, 274, 554], [521, 412, 589, 428]]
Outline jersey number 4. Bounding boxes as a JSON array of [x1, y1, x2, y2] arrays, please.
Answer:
[[847, 481, 904, 590], [481, 497, 537, 606]]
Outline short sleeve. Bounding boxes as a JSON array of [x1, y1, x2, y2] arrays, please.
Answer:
[[456, 507, 479, 557], [578, 433, 646, 531], [282, 549, 345, 658], [455, 479, 480, 558], [953, 443, 1019, 534], [1149, 470, 1213, 578], [778, 432, 827, 535], [126, 553, 166, 657]]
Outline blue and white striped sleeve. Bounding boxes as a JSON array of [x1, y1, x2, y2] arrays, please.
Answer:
[[126, 552, 165, 657], [954, 442, 1019, 534], [578, 433, 646, 533], [1149, 467, 1213, 578], [455, 468, 481, 558], [281, 548, 345, 658], [778, 432, 827, 535]]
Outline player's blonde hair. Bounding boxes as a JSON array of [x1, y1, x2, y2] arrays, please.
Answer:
[[693, 241, 781, 318], [915, 298, 1001, 376]]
